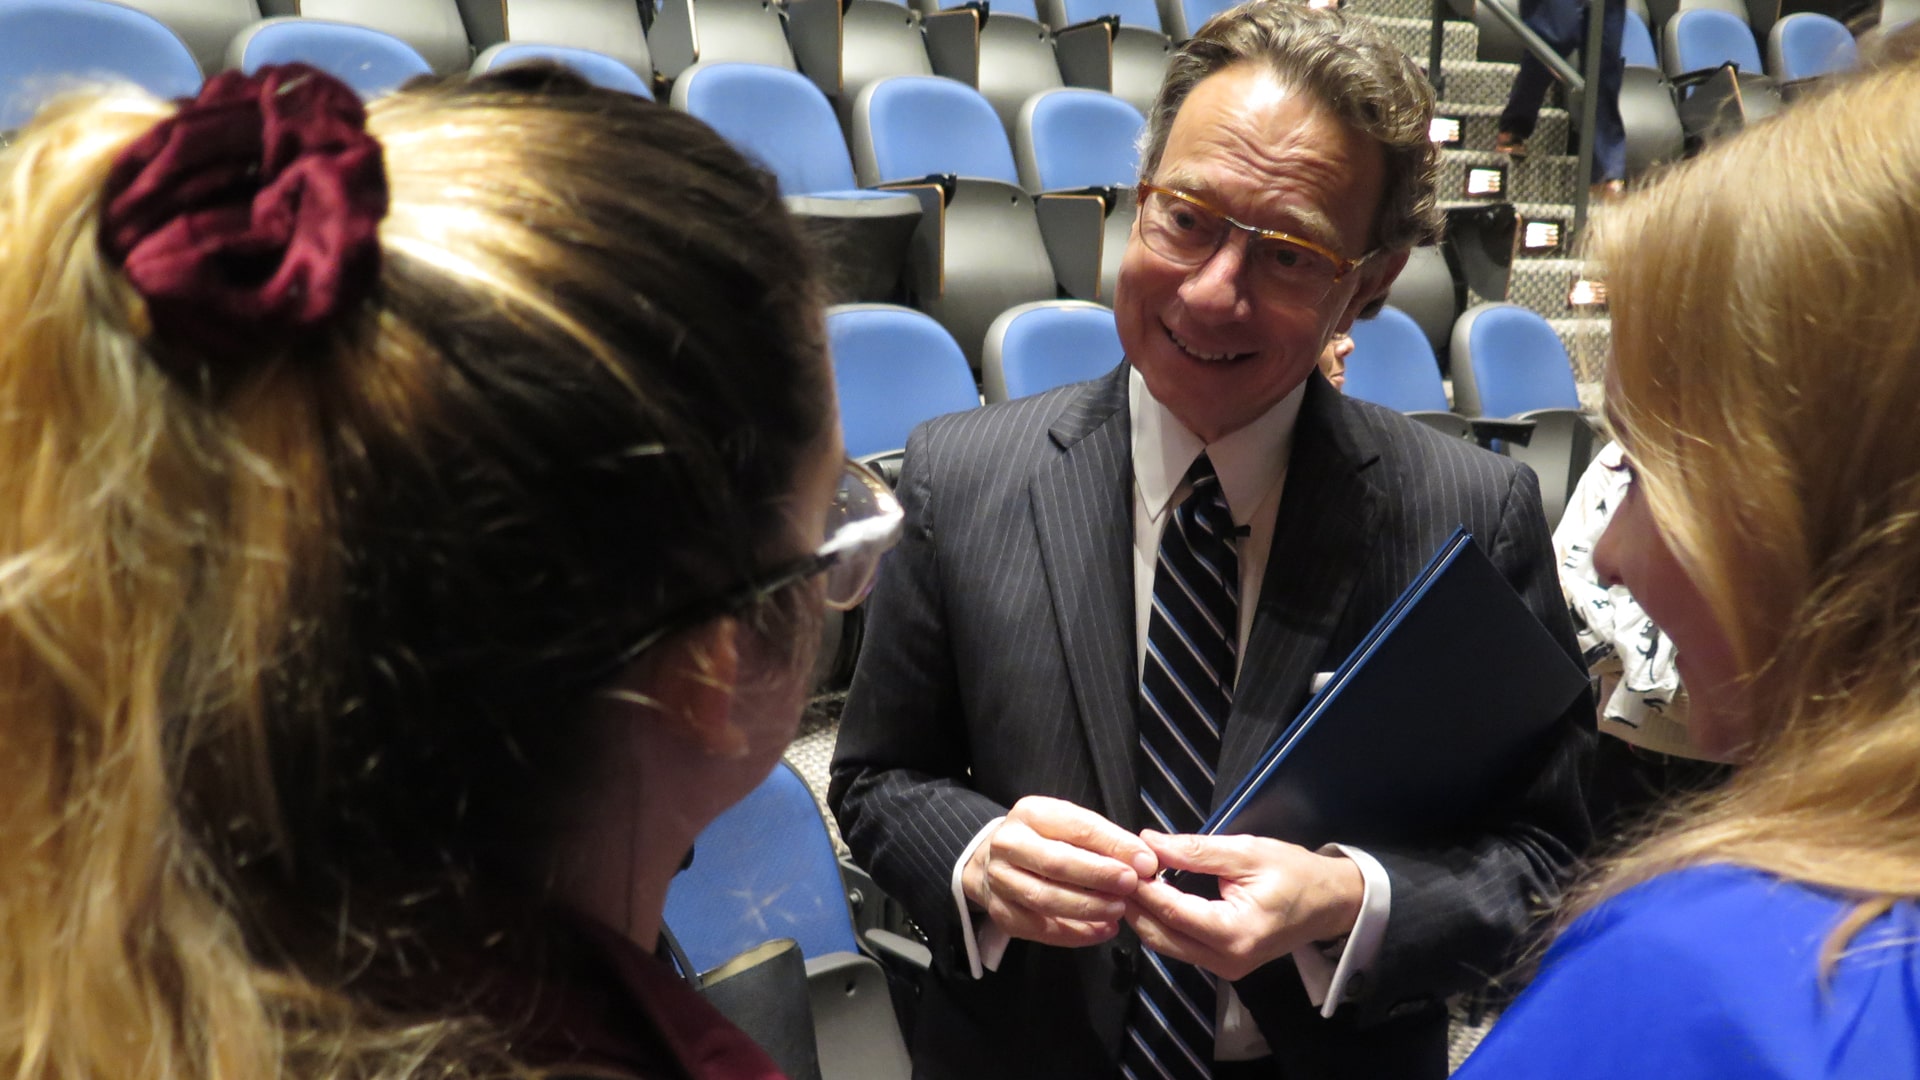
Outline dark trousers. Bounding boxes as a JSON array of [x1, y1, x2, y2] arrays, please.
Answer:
[[1498, 0, 1628, 183]]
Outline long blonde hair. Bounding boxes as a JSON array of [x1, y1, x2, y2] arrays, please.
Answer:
[[0, 70, 829, 1079], [1576, 52, 1920, 962]]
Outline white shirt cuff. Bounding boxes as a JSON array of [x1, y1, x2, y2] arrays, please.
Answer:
[[950, 816, 1007, 980], [1290, 843, 1391, 1018]]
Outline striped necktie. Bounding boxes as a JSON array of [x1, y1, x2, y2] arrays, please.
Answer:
[[1122, 452, 1238, 1080]]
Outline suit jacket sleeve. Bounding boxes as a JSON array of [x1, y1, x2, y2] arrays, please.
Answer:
[[1280, 458, 1595, 1028], [828, 423, 1008, 973]]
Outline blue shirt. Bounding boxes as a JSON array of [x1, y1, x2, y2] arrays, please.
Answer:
[[1454, 865, 1920, 1078]]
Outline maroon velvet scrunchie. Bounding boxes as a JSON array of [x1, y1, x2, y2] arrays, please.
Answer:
[[99, 64, 389, 384]]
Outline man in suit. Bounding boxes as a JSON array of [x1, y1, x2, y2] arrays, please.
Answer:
[[828, 5, 1595, 1077]]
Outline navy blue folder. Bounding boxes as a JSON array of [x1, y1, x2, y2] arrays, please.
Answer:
[[1168, 527, 1588, 891]]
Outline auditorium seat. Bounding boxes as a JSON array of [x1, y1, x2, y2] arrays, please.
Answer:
[[1765, 12, 1856, 84], [1663, 8, 1763, 79], [830, 304, 980, 463], [662, 760, 916, 1080], [1381, 244, 1460, 364], [1450, 303, 1598, 528], [1045, 0, 1172, 114], [787, 0, 934, 127], [981, 299, 1123, 403], [471, 42, 653, 96], [257, 0, 471, 73], [851, 76, 1060, 366], [1341, 306, 1470, 439], [1014, 86, 1142, 192], [229, 18, 432, 98], [649, 0, 796, 80], [1619, 9, 1683, 179], [1014, 87, 1143, 303], [1623, 7, 1660, 67], [1673, 0, 1750, 24], [115, 0, 259, 75], [1662, 8, 1780, 149], [0, 0, 201, 131], [918, 2, 1064, 137], [672, 62, 920, 302], [456, 0, 654, 88]]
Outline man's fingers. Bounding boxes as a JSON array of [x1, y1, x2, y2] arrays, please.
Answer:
[[997, 797, 1158, 892], [1124, 903, 1206, 968], [987, 898, 1123, 949], [1130, 876, 1232, 940], [1139, 829, 1256, 877], [1013, 796, 1159, 879], [985, 859, 1129, 923]]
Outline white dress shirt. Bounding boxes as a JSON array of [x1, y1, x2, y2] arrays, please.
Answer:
[[948, 369, 1391, 1060]]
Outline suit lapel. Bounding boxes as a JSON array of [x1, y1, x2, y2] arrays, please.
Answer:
[[1030, 366, 1141, 828], [1215, 379, 1386, 802]]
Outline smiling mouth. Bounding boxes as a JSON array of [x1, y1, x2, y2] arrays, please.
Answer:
[[1165, 323, 1251, 364]]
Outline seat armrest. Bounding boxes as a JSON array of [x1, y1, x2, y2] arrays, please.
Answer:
[[1407, 411, 1475, 441], [1466, 416, 1538, 449], [1033, 191, 1107, 299], [864, 928, 935, 971], [1669, 60, 1735, 92], [1054, 18, 1117, 90], [924, 5, 986, 83]]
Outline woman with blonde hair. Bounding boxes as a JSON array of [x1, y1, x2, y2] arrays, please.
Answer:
[[0, 63, 898, 1080], [1454, 48, 1920, 1078]]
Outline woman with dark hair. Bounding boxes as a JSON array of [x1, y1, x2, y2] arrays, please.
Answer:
[[0, 64, 897, 1079]]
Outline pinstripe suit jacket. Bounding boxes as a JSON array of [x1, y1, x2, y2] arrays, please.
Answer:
[[829, 364, 1595, 1079]]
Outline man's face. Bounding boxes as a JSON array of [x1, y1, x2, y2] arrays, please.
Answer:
[[1115, 64, 1401, 442]]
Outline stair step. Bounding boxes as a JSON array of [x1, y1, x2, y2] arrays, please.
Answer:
[[1468, 256, 1598, 321], [1345, 0, 1450, 23], [1357, 14, 1479, 67], [1433, 101, 1571, 158], [1432, 199, 1581, 261], [1420, 59, 1523, 110], [1439, 147, 1577, 206]]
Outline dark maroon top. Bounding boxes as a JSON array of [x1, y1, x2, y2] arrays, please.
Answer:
[[503, 917, 788, 1080]]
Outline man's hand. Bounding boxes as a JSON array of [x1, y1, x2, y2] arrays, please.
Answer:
[[963, 796, 1160, 949], [1124, 830, 1364, 981]]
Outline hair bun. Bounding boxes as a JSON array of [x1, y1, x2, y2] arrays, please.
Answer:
[[100, 63, 389, 385]]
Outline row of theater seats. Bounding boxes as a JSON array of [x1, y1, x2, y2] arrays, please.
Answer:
[[0, 3, 1151, 373], [681, 63, 1147, 367], [0, 0, 656, 129], [1618, 2, 1859, 172], [832, 298, 1598, 527], [68, 0, 1205, 133]]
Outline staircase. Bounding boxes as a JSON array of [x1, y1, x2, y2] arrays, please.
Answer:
[[1346, 0, 1610, 396]]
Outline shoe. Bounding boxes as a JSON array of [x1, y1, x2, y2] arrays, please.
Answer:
[[1493, 131, 1529, 159], [1590, 179, 1625, 202]]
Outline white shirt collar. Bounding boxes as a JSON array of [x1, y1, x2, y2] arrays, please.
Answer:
[[1128, 366, 1306, 527]]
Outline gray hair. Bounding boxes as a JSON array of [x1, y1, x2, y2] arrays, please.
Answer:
[[1138, 0, 1443, 254]]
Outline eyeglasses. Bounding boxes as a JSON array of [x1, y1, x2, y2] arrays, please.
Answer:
[[1135, 183, 1374, 306], [621, 458, 904, 662], [788, 456, 906, 612]]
